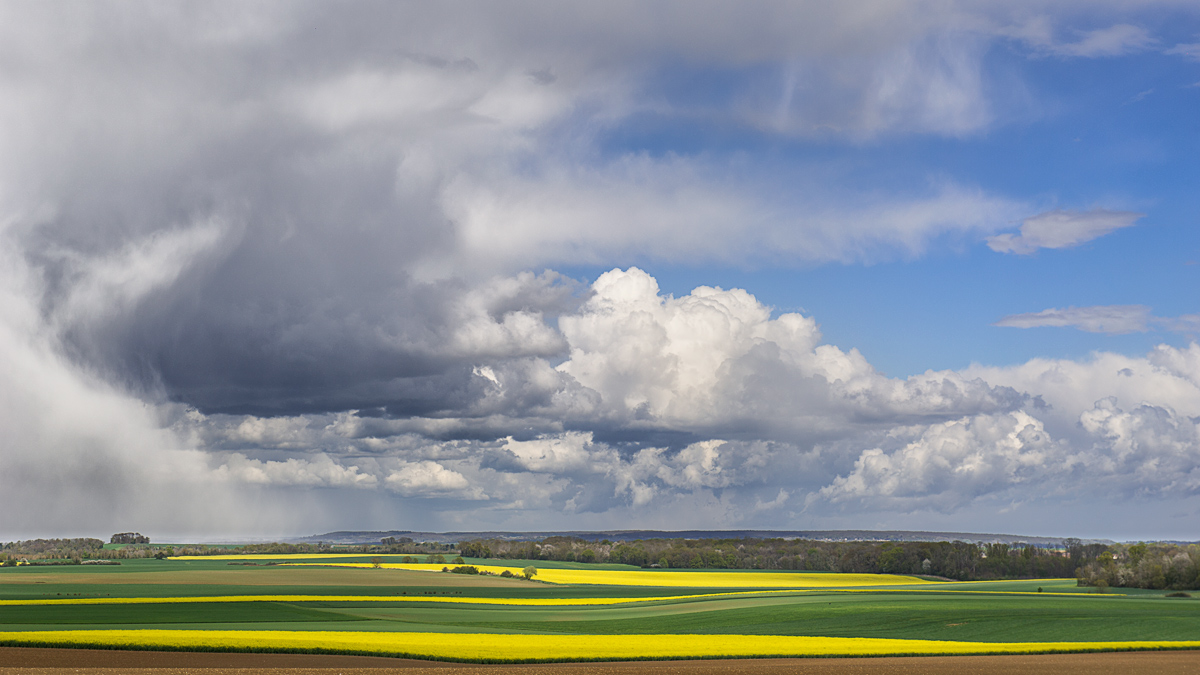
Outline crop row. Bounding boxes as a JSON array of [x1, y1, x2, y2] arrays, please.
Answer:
[[0, 630, 1197, 662], [0, 590, 797, 607]]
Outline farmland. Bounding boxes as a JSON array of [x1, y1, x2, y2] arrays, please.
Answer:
[[0, 553, 1198, 663]]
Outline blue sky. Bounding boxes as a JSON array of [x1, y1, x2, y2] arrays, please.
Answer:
[[575, 34, 1200, 376], [0, 2, 1198, 541]]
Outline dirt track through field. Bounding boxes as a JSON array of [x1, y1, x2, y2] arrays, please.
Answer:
[[2, 647, 1199, 674]]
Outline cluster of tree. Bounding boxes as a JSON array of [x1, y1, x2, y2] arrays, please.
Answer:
[[110, 532, 150, 544], [150, 540, 454, 557], [1, 538, 106, 563], [1076, 542, 1200, 590], [458, 536, 1119, 582]]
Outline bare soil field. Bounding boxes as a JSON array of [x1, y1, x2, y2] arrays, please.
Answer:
[[1, 647, 1198, 675]]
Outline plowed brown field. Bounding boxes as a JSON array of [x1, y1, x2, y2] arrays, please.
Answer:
[[2, 647, 1199, 674]]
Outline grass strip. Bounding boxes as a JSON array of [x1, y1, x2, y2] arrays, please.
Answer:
[[0, 630, 1197, 663], [0, 586, 1107, 608], [0, 591, 805, 607]]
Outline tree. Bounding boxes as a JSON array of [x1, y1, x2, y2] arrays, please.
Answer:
[[523, 566, 537, 580]]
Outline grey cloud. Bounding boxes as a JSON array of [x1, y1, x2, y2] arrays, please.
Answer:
[[1, 2, 1195, 535], [987, 209, 1143, 255], [813, 411, 1059, 512], [1078, 398, 1200, 495], [1, 2, 1028, 422]]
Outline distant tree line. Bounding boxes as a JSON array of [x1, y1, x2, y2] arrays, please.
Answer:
[[1, 538, 106, 565], [458, 536, 1200, 586], [5, 533, 1195, 590], [0, 536, 454, 564]]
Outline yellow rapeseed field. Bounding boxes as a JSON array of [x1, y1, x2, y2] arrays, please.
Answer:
[[171, 554, 384, 561], [280, 562, 934, 588], [168, 555, 932, 587], [0, 630, 1196, 661]]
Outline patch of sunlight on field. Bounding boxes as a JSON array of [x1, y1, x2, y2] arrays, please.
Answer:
[[1, 630, 1197, 661], [280, 563, 934, 588]]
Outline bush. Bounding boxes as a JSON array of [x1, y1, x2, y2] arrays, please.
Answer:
[[452, 556, 465, 564], [450, 565, 479, 575], [1166, 592, 1192, 598], [500, 569, 514, 578]]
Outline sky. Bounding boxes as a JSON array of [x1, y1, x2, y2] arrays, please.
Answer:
[[1, 1, 1198, 542]]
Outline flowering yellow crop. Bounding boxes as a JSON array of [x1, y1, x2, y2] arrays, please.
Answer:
[[281, 562, 934, 588], [170, 553, 381, 561], [167, 554, 932, 588], [0, 630, 1196, 661]]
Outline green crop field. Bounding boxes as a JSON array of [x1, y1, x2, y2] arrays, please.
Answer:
[[1, 555, 1198, 662]]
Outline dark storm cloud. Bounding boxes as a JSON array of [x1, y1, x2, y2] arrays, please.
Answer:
[[3, 2, 1199, 537], [1, 1, 1033, 417]]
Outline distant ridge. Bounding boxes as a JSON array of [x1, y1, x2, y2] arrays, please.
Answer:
[[288, 529, 1113, 546]]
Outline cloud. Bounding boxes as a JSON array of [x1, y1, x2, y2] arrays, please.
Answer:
[[986, 209, 1143, 255], [1165, 42, 1200, 60], [995, 305, 1154, 334], [384, 460, 483, 499], [0, 237, 260, 538], [1079, 398, 1200, 492], [215, 453, 378, 488], [0, 2, 1041, 422], [1006, 20, 1156, 58], [995, 305, 1200, 335], [448, 168, 1024, 267], [815, 411, 1058, 511], [555, 268, 1024, 433], [0, 3, 1196, 535], [1051, 24, 1156, 57]]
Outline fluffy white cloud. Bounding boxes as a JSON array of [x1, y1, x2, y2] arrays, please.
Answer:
[[215, 453, 378, 488], [987, 209, 1143, 255], [963, 345, 1200, 433], [816, 411, 1057, 511], [385, 461, 483, 499], [556, 267, 1023, 433], [1078, 398, 1200, 495]]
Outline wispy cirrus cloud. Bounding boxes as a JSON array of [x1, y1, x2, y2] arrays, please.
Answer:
[[1006, 20, 1156, 58], [1165, 42, 1200, 60], [987, 208, 1143, 255], [995, 305, 1200, 335]]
